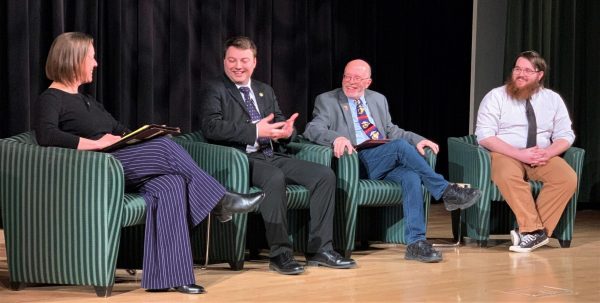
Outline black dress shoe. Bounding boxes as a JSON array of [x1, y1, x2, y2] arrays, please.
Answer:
[[441, 183, 481, 211], [269, 251, 305, 275], [404, 240, 443, 263], [213, 191, 265, 222], [305, 250, 357, 269], [175, 284, 206, 294]]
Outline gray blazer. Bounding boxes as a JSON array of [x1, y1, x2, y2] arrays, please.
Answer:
[[303, 88, 425, 146]]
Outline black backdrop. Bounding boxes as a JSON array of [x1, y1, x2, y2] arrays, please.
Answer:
[[1, 0, 473, 181]]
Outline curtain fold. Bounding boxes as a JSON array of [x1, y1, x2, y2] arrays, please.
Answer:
[[2, 0, 482, 184], [504, 0, 599, 204]]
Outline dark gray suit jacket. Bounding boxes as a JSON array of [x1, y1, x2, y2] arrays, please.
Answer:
[[303, 88, 425, 146], [198, 74, 293, 151]]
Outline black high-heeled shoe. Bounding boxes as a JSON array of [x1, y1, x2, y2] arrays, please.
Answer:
[[213, 191, 265, 222], [146, 284, 206, 294]]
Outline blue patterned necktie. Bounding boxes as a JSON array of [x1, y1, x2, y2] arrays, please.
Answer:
[[354, 99, 382, 140], [239, 86, 273, 156]]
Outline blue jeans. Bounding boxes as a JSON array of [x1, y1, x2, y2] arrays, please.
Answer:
[[358, 139, 449, 244]]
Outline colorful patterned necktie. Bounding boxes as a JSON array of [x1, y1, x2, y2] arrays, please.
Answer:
[[239, 86, 273, 156], [525, 98, 537, 148], [354, 99, 382, 140]]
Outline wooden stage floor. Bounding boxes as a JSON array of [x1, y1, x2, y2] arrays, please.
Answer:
[[1, 203, 599, 302]]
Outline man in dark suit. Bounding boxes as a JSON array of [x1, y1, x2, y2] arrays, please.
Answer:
[[303, 59, 482, 263], [198, 36, 356, 275]]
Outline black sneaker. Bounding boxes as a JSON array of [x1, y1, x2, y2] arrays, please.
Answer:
[[404, 240, 443, 263], [441, 183, 481, 211], [509, 230, 549, 253]]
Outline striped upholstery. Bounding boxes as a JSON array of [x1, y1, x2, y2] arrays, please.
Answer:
[[282, 143, 331, 252], [179, 132, 333, 255], [335, 148, 437, 257], [0, 131, 251, 296], [0, 131, 146, 296], [116, 135, 254, 270], [447, 135, 585, 247], [173, 138, 251, 269]]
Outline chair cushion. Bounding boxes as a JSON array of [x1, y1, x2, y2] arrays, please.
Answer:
[[358, 179, 403, 207], [121, 193, 146, 227], [286, 185, 311, 209]]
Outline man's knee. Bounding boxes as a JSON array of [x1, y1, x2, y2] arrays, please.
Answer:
[[554, 166, 578, 195], [389, 138, 412, 151], [258, 168, 287, 191]]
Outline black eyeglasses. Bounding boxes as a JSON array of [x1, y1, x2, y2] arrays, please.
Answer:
[[343, 74, 370, 82]]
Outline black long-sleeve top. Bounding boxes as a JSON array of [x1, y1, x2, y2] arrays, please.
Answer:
[[35, 88, 129, 149]]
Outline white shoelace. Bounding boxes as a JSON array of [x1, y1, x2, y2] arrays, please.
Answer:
[[520, 233, 537, 247]]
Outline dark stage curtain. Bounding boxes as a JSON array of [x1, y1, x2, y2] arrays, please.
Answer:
[[1, 0, 473, 179], [504, 0, 599, 204]]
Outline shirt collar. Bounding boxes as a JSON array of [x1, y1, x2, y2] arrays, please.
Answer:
[[235, 79, 252, 90]]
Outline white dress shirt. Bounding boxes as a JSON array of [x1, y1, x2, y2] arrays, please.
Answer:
[[475, 85, 575, 149], [236, 80, 262, 153]]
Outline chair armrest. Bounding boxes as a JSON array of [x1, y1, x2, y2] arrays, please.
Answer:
[[174, 139, 250, 193], [447, 136, 491, 191], [0, 139, 126, 226], [285, 142, 332, 167], [424, 147, 437, 170], [335, 151, 360, 193], [562, 146, 585, 204], [0, 139, 127, 286], [563, 147, 585, 174]]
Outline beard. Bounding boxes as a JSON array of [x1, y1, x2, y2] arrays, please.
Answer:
[[505, 77, 541, 100]]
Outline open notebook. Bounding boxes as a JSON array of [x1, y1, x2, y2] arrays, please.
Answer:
[[354, 139, 390, 151], [101, 124, 181, 152]]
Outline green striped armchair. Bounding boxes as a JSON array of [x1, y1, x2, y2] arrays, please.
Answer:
[[447, 135, 585, 247], [334, 148, 437, 258], [0, 131, 250, 297], [173, 132, 257, 268], [178, 132, 333, 255]]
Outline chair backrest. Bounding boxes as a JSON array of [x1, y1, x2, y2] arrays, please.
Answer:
[[2, 131, 38, 145], [176, 131, 206, 142], [461, 134, 478, 146]]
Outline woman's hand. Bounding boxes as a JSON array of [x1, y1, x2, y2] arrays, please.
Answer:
[[77, 134, 122, 150]]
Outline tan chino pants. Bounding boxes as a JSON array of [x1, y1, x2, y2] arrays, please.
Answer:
[[490, 152, 577, 236]]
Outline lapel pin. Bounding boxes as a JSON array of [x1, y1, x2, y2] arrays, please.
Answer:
[[343, 105, 349, 111], [259, 92, 264, 97]]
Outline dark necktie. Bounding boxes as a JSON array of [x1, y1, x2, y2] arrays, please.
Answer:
[[525, 98, 537, 148], [354, 99, 382, 140], [239, 86, 273, 156]]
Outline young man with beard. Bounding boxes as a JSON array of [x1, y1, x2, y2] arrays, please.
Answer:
[[475, 51, 577, 253], [303, 59, 481, 263]]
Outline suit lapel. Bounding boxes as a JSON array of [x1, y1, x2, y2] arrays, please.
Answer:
[[223, 75, 252, 117], [250, 82, 267, 117], [337, 90, 358, 144]]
